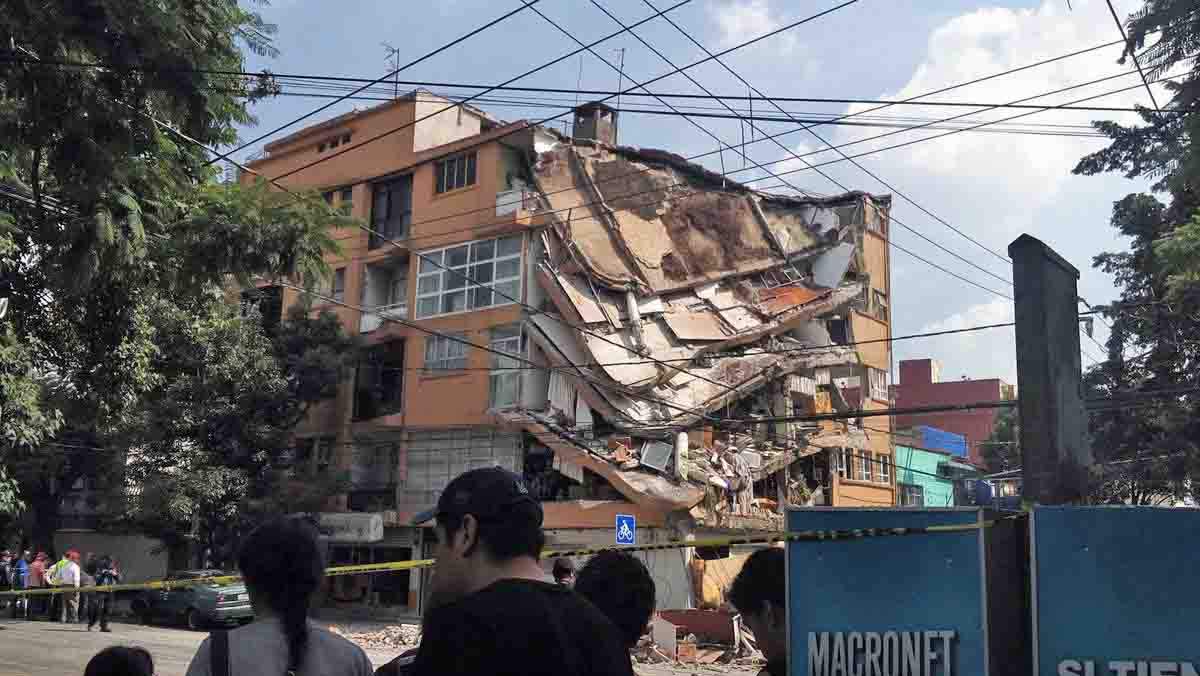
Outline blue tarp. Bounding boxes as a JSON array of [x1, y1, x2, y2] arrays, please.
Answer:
[[915, 425, 967, 457]]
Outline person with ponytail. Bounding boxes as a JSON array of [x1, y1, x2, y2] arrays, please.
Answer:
[[184, 517, 373, 676]]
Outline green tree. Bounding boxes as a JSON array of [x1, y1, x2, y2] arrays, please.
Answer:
[[982, 407, 1020, 473], [0, 1, 356, 549], [1072, 0, 1200, 503]]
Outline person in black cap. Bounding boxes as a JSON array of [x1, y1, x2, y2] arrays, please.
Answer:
[[382, 467, 633, 676]]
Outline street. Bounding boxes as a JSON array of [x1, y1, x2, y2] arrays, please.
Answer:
[[0, 619, 401, 676], [0, 619, 754, 676]]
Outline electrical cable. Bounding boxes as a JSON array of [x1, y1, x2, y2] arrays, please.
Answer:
[[633, 0, 1012, 271], [525, 2, 822, 196], [752, 73, 1186, 190], [1105, 0, 1162, 112], [267, 0, 706, 183], [2, 38, 1156, 114], [206, 0, 543, 166]]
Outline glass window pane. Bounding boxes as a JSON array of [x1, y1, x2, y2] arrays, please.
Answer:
[[436, 163, 446, 193], [492, 324, 520, 341], [495, 280, 519, 303], [444, 269, 468, 290], [424, 337, 438, 363], [470, 287, 493, 309], [442, 291, 467, 314], [456, 156, 467, 188], [471, 239, 495, 262], [471, 262, 494, 284], [497, 235, 522, 257], [419, 251, 442, 273], [417, 275, 440, 295], [446, 245, 469, 267], [417, 298, 438, 318], [495, 258, 520, 280], [466, 153, 477, 186]]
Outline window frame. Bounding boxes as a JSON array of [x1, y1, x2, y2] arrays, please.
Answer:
[[434, 152, 478, 194], [868, 367, 889, 403], [340, 186, 354, 214], [877, 453, 891, 484], [423, 333, 469, 371], [414, 234, 523, 319], [488, 324, 524, 409], [857, 450, 874, 482], [370, 175, 413, 247], [899, 483, 924, 507]]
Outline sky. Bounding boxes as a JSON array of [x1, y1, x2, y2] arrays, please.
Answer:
[[236, 0, 1164, 386]]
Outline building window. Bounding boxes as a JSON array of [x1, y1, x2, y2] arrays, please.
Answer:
[[869, 368, 889, 402], [899, 483, 924, 507], [833, 448, 851, 478], [340, 187, 354, 214], [424, 333, 468, 371], [857, 450, 874, 482], [329, 268, 346, 303], [353, 341, 405, 421], [489, 324, 523, 409], [330, 137, 340, 149], [342, 133, 352, 145], [293, 437, 336, 474], [322, 190, 335, 205], [873, 290, 889, 322], [370, 175, 413, 248], [435, 152, 477, 194], [415, 234, 522, 318], [318, 143, 326, 153], [877, 453, 891, 484]]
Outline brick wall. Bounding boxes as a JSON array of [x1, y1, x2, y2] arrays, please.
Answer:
[[893, 359, 1007, 464]]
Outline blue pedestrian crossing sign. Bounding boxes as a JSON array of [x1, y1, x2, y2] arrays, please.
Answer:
[[615, 514, 636, 545]]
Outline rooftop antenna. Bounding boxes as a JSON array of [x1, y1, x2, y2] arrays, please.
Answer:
[[382, 43, 401, 98], [613, 47, 625, 144]]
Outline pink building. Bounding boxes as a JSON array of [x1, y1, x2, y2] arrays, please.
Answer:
[[892, 359, 1012, 465]]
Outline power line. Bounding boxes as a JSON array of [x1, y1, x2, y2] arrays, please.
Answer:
[[213, 46, 1156, 259], [1104, 0, 1162, 112], [268, 0, 705, 183], [4, 39, 1160, 114], [525, 1, 821, 196], [277, 281, 719, 424], [210, 1, 542, 165], [635, 0, 1013, 271], [753, 73, 1186, 190]]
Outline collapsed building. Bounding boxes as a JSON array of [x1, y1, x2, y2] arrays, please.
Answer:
[[508, 110, 898, 542], [241, 95, 897, 616]]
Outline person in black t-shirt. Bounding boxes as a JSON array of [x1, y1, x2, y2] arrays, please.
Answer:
[[382, 467, 633, 676]]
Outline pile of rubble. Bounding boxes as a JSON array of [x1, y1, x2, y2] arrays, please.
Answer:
[[327, 623, 421, 650], [633, 612, 764, 667]]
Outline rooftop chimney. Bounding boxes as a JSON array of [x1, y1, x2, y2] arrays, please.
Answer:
[[572, 101, 618, 145]]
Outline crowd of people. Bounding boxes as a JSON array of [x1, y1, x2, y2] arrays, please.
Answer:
[[1, 548, 122, 630], [60, 465, 786, 676]]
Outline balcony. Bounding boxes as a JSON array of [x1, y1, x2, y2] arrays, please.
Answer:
[[360, 260, 409, 334], [360, 302, 408, 333], [495, 188, 535, 218]]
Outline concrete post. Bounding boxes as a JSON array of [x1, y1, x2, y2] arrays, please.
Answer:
[[1008, 235, 1092, 504]]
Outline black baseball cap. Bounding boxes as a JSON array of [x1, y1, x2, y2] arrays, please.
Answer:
[[412, 467, 543, 527]]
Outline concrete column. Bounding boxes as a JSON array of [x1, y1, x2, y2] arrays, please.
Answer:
[[1008, 234, 1092, 504]]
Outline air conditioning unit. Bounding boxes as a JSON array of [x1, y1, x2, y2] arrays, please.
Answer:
[[640, 441, 674, 473], [739, 450, 763, 470]]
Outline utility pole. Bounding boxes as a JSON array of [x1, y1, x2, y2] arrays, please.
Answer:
[[1009, 234, 1092, 504]]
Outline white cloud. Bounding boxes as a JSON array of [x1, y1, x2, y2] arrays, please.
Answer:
[[709, 0, 797, 54], [895, 297, 1017, 384], [825, 0, 1153, 383]]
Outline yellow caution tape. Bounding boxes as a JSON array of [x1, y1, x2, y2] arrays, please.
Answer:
[[0, 518, 1012, 597]]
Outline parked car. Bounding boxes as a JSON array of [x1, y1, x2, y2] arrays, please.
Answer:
[[130, 569, 253, 630]]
